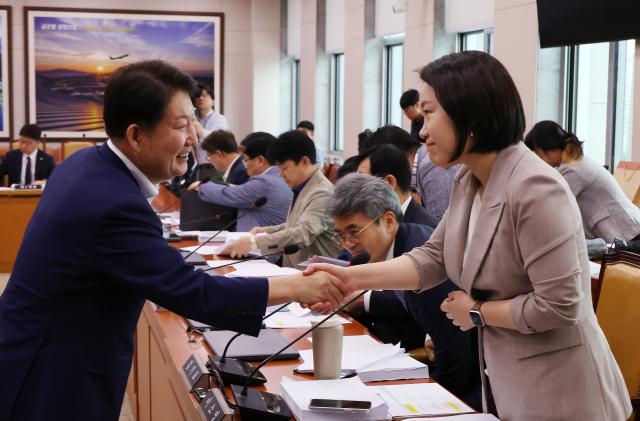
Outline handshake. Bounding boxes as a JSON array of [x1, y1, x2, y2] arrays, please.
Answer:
[[267, 253, 369, 313]]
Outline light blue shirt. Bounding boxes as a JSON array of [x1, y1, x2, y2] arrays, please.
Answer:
[[198, 166, 293, 232]]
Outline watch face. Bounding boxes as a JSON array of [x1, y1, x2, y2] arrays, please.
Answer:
[[469, 310, 484, 327]]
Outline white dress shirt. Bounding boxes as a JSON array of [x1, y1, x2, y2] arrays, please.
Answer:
[[363, 239, 396, 313], [222, 155, 241, 184], [195, 109, 229, 164], [107, 139, 159, 200], [20, 149, 38, 185]]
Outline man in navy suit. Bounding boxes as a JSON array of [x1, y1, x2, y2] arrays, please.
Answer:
[[326, 173, 481, 407], [200, 129, 249, 185], [0, 124, 56, 186], [357, 144, 439, 228], [193, 132, 293, 232], [0, 60, 347, 420]]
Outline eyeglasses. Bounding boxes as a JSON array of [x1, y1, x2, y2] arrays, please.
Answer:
[[334, 214, 381, 244]]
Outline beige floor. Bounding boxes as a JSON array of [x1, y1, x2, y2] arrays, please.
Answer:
[[0, 273, 135, 421]]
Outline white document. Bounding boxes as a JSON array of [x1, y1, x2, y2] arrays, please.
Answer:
[[369, 383, 474, 418], [205, 260, 242, 268], [225, 260, 301, 278], [357, 353, 429, 382], [180, 244, 227, 255], [281, 376, 388, 421], [264, 312, 350, 329], [399, 415, 499, 421], [288, 302, 312, 317], [589, 261, 601, 278], [297, 335, 403, 372]]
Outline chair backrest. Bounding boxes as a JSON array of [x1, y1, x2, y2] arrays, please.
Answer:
[[11, 141, 43, 151], [326, 163, 340, 184], [63, 141, 95, 159], [596, 251, 640, 398]]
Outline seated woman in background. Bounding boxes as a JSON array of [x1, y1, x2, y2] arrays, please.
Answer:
[[525, 120, 640, 243]]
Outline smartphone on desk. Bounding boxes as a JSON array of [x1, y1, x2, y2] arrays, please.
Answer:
[[308, 398, 372, 413]]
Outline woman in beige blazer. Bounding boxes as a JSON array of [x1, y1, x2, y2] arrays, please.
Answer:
[[307, 51, 631, 420]]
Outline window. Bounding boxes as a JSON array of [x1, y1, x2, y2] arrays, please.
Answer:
[[382, 42, 404, 126], [291, 59, 300, 129], [458, 30, 493, 54], [330, 53, 345, 151], [613, 39, 635, 168], [558, 40, 635, 169]]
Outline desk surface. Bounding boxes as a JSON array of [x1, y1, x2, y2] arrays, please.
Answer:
[[0, 189, 43, 197]]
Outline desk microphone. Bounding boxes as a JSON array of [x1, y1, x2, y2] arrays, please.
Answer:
[[201, 244, 299, 273], [181, 196, 267, 262], [229, 252, 371, 421], [165, 195, 266, 229], [156, 176, 210, 215]]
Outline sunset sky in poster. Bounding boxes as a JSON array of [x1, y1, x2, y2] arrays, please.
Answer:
[[34, 16, 215, 75]]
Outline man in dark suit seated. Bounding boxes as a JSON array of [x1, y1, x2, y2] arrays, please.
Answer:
[[0, 60, 347, 420], [0, 124, 56, 186], [327, 173, 481, 408], [357, 143, 439, 228], [199, 129, 249, 185]]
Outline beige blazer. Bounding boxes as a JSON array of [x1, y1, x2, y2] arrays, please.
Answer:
[[257, 168, 340, 267], [406, 143, 631, 421]]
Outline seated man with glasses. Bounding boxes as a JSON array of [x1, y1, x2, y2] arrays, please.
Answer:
[[0, 124, 56, 186], [327, 173, 481, 408], [190, 132, 293, 232]]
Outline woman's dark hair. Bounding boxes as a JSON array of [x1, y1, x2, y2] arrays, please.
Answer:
[[357, 129, 373, 154], [419, 51, 525, 162], [267, 130, 316, 165], [523, 120, 584, 158], [104, 60, 196, 140], [241, 132, 277, 164]]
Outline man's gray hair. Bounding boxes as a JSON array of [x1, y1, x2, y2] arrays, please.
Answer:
[[328, 173, 402, 219]]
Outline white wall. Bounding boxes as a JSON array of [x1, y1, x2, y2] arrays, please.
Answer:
[[0, 0, 281, 141]]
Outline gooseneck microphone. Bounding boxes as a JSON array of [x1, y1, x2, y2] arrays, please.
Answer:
[[229, 252, 371, 421], [156, 176, 211, 215], [181, 196, 268, 262], [201, 244, 299, 273], [166, 195, 267, 230], [205, 244, 300, 385]]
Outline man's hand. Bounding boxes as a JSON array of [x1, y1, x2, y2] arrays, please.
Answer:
[[250, 226, 266, 235], [292, 271, 351, 309], [187, 180, 202, 191], [222, 236, 252, 258], [440, 290, 477, 331]]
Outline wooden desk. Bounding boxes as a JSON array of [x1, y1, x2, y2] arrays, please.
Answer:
[[0, 189, 42, 271], [127, 238, 432, 420]]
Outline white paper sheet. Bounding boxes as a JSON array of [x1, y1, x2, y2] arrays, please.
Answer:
[[369, 383, 474, 418], [264, 312, 350, 329], [297, 335, 403, 372], [180, 245, 227, 255]]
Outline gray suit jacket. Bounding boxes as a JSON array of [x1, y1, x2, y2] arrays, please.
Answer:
[[559, 156, 640, 242], [257, 168, 340, 267], [406, 142, 631, 420], [416, 152, 457, 219], [198, 166, 293, 232]]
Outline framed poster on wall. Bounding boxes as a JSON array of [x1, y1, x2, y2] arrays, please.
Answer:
[[24, 7, 223, 139], [0, 6, 12, 144]]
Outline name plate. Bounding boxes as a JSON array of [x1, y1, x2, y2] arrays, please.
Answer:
[[182, 354, 207, 390], [12, 184, 42, 190], [199, 389, 226, 421]]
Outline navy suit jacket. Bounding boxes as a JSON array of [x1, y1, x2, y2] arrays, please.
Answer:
[[0, 149, 56, 185], [393, 223, 480, 407], [402, 198, 440, 228], [0, 144, 268, 420], [227, 156, 249, 185]]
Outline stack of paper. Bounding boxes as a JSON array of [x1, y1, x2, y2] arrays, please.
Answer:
[[357, 353, 429, 382], [405, 415, 499, 420], [264, 311, 350, 329], [369, 383, 474, 418], [181, 244, 227, 255], [281, 376, 388, 421], [296, 335, 403, 373], [224, 260, 301, 277]]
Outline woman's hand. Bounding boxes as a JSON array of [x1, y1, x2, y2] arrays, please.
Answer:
[[221, 236, 252, 258], [440, 290, 478, 331]]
